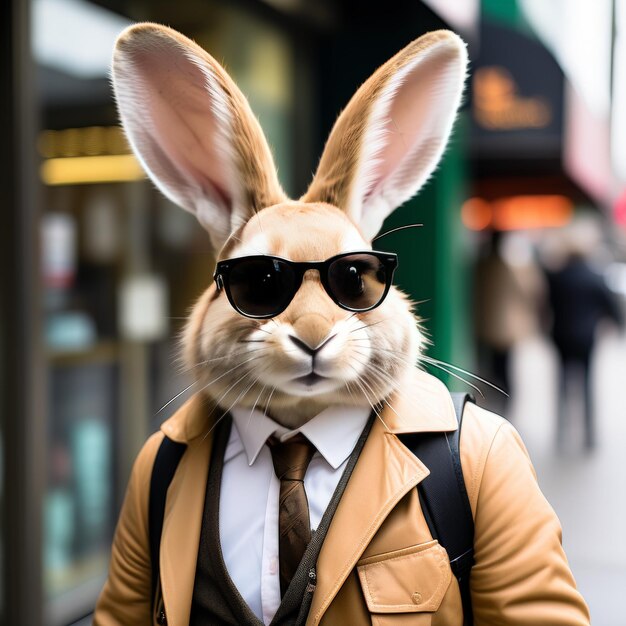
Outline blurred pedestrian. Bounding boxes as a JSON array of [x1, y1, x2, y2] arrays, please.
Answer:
[[545, 225, 623, 451], [475, 232, 546, 406]]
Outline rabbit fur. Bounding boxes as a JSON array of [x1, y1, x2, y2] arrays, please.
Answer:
[[112, 23, 467, 428]]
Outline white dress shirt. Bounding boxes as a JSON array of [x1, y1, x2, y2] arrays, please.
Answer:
[[220, 405, 371, 625]]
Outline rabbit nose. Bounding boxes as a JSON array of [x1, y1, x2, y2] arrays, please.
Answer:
[[288, 333, 337, 357]]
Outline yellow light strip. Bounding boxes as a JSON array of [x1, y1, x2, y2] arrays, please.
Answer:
[[40, 154, 146, 185]]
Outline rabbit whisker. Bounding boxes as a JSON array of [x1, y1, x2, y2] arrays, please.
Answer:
[[348, 318, 391, 333], [344, 380, 366, 411], [342, 379, 360, 406], [350, 353, 403, 389], [357, 342, 497, 398], [347, 342, 413, 367], [381, 396, 403, 423], [421, 361, 485, 399], [349, 354, 414, 407], [156, 379, 198, 414], [350, 345, 484, 400], [347, 364, 390, 431], [202, 366, 268, 441], [372, 223, 424, 242], [202, 368, 254, 412], [353, 346, 416, 367], [347, 341, 417, 366], [192, 348, 268, 368], [350, 348, 373, 363], [263, 385, 277, 418], [246, 382, 269, 432], [197, 354, 266, 393], [216, 369, 269, 431], [359, 375, 388, 413], [421, 356, 508, 397], [348, 375, 378, 423]]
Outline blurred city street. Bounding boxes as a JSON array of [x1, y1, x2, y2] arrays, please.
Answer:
[[4, 0, 626, 623], [510, 330, 626, 626]]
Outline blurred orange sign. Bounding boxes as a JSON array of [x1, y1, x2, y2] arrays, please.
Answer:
[[462, 195, 573, 231]]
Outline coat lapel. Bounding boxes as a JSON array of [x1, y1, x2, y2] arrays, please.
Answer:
[[158, 394, 215, 626], [306, 369, 457, 626]]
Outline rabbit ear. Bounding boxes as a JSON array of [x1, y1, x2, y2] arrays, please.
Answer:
[[112, 23, 287, 250], [303, 30, 467, 240]]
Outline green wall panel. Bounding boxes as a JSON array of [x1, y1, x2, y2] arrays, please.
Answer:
[[481, 0, 534, 36]]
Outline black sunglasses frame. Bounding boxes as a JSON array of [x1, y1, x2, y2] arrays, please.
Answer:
[[213, 251, 398, 319]]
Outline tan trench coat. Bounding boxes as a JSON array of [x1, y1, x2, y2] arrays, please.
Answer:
[[94, 369, 590, 626]]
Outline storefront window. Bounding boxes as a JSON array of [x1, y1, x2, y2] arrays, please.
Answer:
[[33, 1, 299, 623]]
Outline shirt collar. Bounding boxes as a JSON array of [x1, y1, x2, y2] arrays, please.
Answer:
[[229, 405, 371, 469]]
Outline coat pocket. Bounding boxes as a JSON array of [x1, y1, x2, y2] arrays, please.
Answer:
[[357, 540, 451, 626]]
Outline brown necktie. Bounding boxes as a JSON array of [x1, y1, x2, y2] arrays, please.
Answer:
[[268, 434, 316, 597]]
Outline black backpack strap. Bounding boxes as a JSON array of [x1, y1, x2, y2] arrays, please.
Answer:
[[149, 436, 187, 609], [398, 392, 475, 626]]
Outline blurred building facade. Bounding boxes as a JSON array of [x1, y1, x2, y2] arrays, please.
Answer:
[[1, 0, 625, 624]]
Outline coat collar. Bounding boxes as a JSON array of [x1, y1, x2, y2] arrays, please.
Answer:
[[377, 366, 458, 433], [157, 367, 457, 626]]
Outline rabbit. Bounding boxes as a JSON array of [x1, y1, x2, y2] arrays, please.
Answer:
[[97, 22, 590, 626], [112, 23, 466, 428]]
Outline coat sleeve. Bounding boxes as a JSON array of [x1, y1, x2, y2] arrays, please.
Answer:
[[93, 431, 165, 626], [462, 405, 590, 625]]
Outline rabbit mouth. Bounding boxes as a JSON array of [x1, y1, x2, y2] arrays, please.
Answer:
[[292, 373, 329, 386]]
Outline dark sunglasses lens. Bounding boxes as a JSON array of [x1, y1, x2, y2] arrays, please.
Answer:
[[228, 258, 296, 317], [328, 254, 389, 311]]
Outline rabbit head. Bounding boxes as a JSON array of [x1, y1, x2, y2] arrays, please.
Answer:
[[112, 24, 467, 427]]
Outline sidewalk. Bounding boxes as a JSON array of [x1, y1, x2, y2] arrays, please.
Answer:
[[506, 332, 626, 626]]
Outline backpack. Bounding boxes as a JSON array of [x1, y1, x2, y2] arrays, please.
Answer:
[[148, 392, 475, 625]]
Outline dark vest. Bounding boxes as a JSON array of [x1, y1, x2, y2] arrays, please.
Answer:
[[189, 414, 373, 626]]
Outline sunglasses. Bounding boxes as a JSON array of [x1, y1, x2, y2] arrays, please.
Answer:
[[214, 251, 398, 319]]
